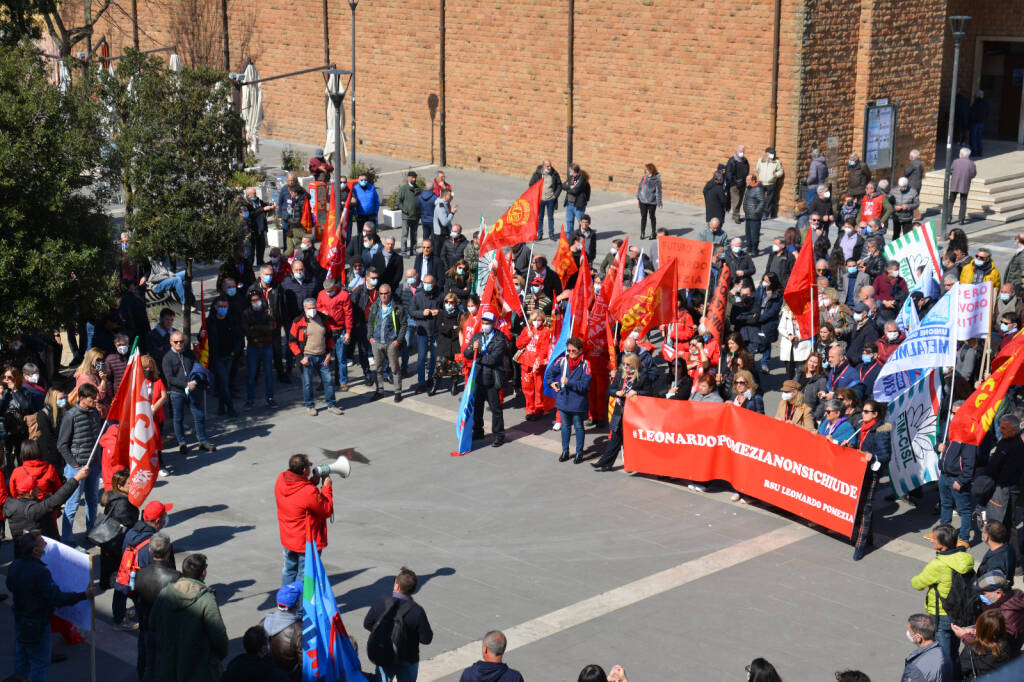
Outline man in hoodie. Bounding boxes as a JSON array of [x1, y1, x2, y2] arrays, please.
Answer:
[[149, 553, 228, 682], [459, 631, 524, 682], [912, 524, 975, 671], [135, 532, 180, 681], [275, 454, 333, 589], [261, 581, 303, 680], [352, 173, 381, 231]]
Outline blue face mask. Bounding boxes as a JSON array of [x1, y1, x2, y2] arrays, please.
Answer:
[[862, 226, 872, 235], [861, 354, 873, 365], [457, 268, 466, 275], [226, 287, 236, 297], [262, 274, 272, 284], [294, 273, 304, 281], [359, 179, 368, 187], [847, 266, 858, 275], [424, 283, 434, 292], [217, 306, 229, 316], [406, 277, 417, 286], [1001, 323, 1011, 332], [980, 594, 992, 605]]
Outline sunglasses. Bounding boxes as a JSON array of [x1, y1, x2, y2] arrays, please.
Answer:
[[825, 408, 838, 413], [734, 380, 747, 385], [862, 408, 875, 414], [171, 340, 184, 345]]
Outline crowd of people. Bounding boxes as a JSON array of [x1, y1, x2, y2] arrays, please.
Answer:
[[0, 134, 1022, 682]]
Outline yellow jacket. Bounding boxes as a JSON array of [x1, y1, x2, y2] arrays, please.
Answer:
[[910, 549, 974, 616], [959, 262, 1001, 292]]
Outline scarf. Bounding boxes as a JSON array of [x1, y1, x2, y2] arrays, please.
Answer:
[[858, 418, 878, 449]]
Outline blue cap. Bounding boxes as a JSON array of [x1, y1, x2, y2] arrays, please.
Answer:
[[276, 581, 303, 609], [481, 311, 496, 322]]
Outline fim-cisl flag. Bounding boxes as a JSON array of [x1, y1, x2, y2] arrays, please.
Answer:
[[452, 352, 479, 456], [107, 349, 160, 507], [478, 180, 542, 254], [302, 539, 367, 681], [887, 370, 942, 496]]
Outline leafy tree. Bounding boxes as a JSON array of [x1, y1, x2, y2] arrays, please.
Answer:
[[0, 43, 115, 335], [0, 0, 115, 55], [98, 49, 245, 339]]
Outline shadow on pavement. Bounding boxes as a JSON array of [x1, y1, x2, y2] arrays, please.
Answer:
[[173, 524, 257, 552]]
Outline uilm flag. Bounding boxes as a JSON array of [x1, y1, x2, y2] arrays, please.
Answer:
[[478, 180, 543, 254], [552, 224, 579, 286], [109, 351, 160, 506], [611, 260, 678, 339], [783, 227, 818, 340]]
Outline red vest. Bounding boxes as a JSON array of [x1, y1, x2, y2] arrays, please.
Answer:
[[860, 194, 884, 221]]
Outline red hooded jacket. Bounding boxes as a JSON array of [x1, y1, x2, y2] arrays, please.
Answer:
[[12, 460, 62, 500], [274, 470, 334, 552]]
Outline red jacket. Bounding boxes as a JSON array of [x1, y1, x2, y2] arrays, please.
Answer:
[[288, 314, 335, 357], [274, 470, 334, 552], [316, 289, 354, 333], [12, 459, 62, 500]]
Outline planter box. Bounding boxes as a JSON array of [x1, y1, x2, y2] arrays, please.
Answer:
[[381, 208, 403, 228], [267, 228, 284, 248]]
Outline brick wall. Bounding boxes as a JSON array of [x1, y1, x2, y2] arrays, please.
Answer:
[[66, 0, 1005, 214]]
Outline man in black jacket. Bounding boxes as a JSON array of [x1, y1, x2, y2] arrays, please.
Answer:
[[250, 265, 289, 382], [572, 215, 598, 264], [937, 400, 977, 547], [207, 295, 243, 418], [441, 224, 468, 272], [411, 274, 443, 394], [6, 532, 96, 680], [162, 330, 215, 455], [135, 532, 180, 681], [529, 160, 562, 240], [363, 566, 433, 681], [725, 145, 749, 223], [414, 239, 445, 287], [371, 236, 405, 292], [463, 312, 507, 447], [530, 255, 562, 300], [458, 631, 524, 682], [3, 466, 89, 538], [56, 383, 103, 544], [260, 581, 303, 680]]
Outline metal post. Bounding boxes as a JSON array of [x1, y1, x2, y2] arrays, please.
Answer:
[[221, 0, 230, 72], [132, 0, 139, 50], [350, 1, 358, 166], [439, 0, 446, 166], [566, 0, 574, 171], [942, 17, 970, 234], [768, 0, 781, 149], [323, 0, 330, 64]]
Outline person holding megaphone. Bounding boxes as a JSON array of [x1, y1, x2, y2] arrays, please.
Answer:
[[274, 454, 349, 597]]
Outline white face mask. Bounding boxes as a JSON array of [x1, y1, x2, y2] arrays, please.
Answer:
[[743, 389, 753, 399], [844, 227, 854, 235], [305, 309, 316, 319], [26, 373, 39, 384], [780, 392, 793, 401], [906, 630, 917, 645], [444, 303, 456, 313], [609, 247, 617, 255], [824, 191, 831, 199], [886, 331, 899, 341], [116, 345, 129, 355], [480, 323, 493, 334], [467, 307, 478, 315], [532, 320, 542, 329], [768, 153, 775, 159], [771, 244, 781, 252], [853, 312, 864, 321]]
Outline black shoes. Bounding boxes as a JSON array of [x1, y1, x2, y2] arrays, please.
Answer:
[[198, 442, 216, 452], [491, 435, 505, 448], [573, 453, 584, 464], [559, 451, 571, 462], [372, 390, 385, 401], [394, 393, 403, 403], [428, 381, 439, 396]]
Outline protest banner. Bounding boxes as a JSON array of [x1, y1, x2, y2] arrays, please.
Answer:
[[43, 537, 93, 634], [883, 221, 942, 290], [887, 370, 942, 496], [623, 398, 867, 537], [955, 281, 992, 340], [876, 289, 956, 399], [656, 235, 713, 290]]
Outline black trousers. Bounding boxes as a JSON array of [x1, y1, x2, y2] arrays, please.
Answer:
[[473, 381, 504, 437], [596, 426, 624, 467], [892, 218, 913, 240], [947, 191, 969, 224], [639, 202, 657, 236], [251, 231, 267, 268], [403, 219, 419, 254]]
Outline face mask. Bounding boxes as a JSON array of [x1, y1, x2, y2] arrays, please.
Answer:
[[481, 323, 493, 333], [407, 277, 417, 286], [532, 320, 542, 329], [116, 345, 129, 355], [251, 301, 262, 310], [771, 244, 781, 252], [594, 284, 602, 294], [271, 257, 280, 265], [609, 247, 617, 255], [363, 240, 373, 249], [444, 303, 456, 313], [301, 243, 311, 251], [57, 398, 68, 408], [743, 389, 753, 399], [861, 354, 873, 364], [359, 179, 367, 187], [262, 274, 273, 284], [847, 266, 858, 275], [327, 290, 338, 297], [531, 285, 541, 294], [544, 167, 550, 174], [408, 181, 415, 187], [975, 258, 985, 267], [1001, 323, 1011, 332], [514, 286, 522, 294], [980, 594, 992, 605], [294, 273, 304, 281], [781, 391, 793, 401], [457, 268, 466, 275], [26, 373, 39, 384], [863, 226, 873, 235], [824, 191, 831, 199], [731, 246, 741, 254], [844, 227, 854, 235], [1001, 293, 1013, 303], [467, 306, 478, 315], [217, 306, 229, 316], [906, 630, 917, 645], [734, 295, 742, 303], [226, 287, 237, 297], [848, 160, 856, 166], [886, 331, 899, 341], [698, 324, 707, 336], [737, 151, 744, 158], [367, 278, 378, 289], [424, 283, 434, 292], [305, 309, 316, 319], [853, 312, 864, 321]]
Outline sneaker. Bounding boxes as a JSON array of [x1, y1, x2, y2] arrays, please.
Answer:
[[159, 468, 170, 477], [730, 492, 742, 502], [328, 406, 344, 415], [957, 538, 971, 549], [688, 483, 706, 493], [307, 407, 317, 416], [199, 442, 216, 452], [267, 398, 279, 408], [368, 357, 376, 367], [338, 383, 349, 392], [346, 360, 354, 367], [118, 620, 139, 632], [552, 422, 562, 431]]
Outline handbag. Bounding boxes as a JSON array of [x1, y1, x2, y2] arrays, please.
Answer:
[[86, 513, 126, 547]]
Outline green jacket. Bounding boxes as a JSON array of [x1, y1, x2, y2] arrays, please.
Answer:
[[150, 577, 229, 682], [395, 182, 421, 221], [911, 549, 974, 617]]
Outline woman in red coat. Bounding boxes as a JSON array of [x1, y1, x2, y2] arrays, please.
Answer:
[[517, 310, 554, 420]]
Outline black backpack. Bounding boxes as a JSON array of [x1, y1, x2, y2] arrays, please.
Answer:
[[367, 597, 414, 667], [931, 565, 982, 627]]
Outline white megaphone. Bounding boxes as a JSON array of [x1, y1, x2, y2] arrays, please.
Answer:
[[313, 458, 351, 479]]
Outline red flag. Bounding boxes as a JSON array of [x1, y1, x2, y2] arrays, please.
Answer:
[[478, 180, 543, 254], [491, 248, 522, 317], [319, 181, 355, 284], [948, 339, 1024, 445], [604, 237, 630, 373], [705, 263, 731, 347], [552, 225, 578, 286], [657, 235, 714, 290], [569, 250, 593, 341], [612, 260, 678, 339], [783, 227, 818, 340], [109, 353, 160, 506]]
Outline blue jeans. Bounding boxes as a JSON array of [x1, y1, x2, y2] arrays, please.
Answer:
[[246, 345, 274, 402], [282, 547, 306, 586], [153, 270, 186, 302], [333, 333, 350, 385], [969, 123, 984, 156], [301, 354, 336, 408], [13, 619, 51, 682], [565, 204, 585, 234], [376, 661, 419, 682], [540, 198, 557, 238], [168, 389, 208, 445], [62, 462, 101, 543], [806, 187, 818, 206], [558, 410, 585, 455], [402, 323, 417, 375], [745, 218, 762, 254], [212, 355, 233, 410], [417, 334, 437, 385], [935, 614, 959, 673], [938, 474, 974, 542]]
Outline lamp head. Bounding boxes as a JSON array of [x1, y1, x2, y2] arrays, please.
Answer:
[[949, 15, 970, 39]]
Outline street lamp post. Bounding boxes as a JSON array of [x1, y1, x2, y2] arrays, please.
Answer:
[[942, 15, 970, 233], [325, 69, 347, 234], [349, 0, 358, 166]]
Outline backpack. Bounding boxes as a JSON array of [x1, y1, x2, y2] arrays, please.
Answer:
[[366, 597, 414, 667], [116, 536, 152, 591], [931, 565, 982, 627]]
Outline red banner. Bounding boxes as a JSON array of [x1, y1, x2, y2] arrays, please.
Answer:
[[604, 237, 630, 373], [491, 247, 521, 316], [569, 250, 593, 341], [478, 180, 543, 254], [319, 180, 355, 283], [656, 235, 713, 290], [623, 397, 867, 537]]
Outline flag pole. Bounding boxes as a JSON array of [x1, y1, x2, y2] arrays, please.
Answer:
[[703, 247, 715, 311], [941, 351, 960, 447]]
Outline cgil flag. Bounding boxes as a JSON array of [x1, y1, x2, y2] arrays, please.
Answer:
[[552, 224, 579, 286], [569, 250, 593, 342], [318, 180, 356, 284], [705, 263, 732, 348], [452, 353, 479, 456], [947, 330, 1024, 445], [302, 538, 366, 681], [603, 237, 630, 375], [611, 260, 678, 340], [478, 180, 542, 254], [106, 348, 160, 507], [783, 227, 818, 340]]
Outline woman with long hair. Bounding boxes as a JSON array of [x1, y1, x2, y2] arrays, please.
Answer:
[[1, 365, 33, 470], [98, 469, 140, 590], [36, 384, 70, 474], [434, 292, 464, 395], [798, 354, 828, 420], [849, 399, 891, 560], [960, 609, 1013, 678], [731, 369, 764, 414], [74, 347, 112, 417], [636, 162, 662, 239], [746, 658, 783, 682], [457, 294, 481, 392], [444, 258, 474, 306]]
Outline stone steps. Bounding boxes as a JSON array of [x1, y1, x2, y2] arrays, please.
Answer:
[[917, 150, 1024, 223]]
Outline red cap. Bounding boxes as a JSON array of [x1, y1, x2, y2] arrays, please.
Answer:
[[9, 469, 37, 496], [142, 500, 174, 521], [530, 276, 544, 286]]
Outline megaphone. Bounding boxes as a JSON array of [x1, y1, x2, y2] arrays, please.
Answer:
[[313, 458, 351, 479]]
